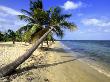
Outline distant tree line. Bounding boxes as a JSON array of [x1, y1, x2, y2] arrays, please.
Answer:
[[0, 29, 22, 44], [0, 28, 55, 45]]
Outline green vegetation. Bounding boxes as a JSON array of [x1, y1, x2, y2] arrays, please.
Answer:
[[0, 29, 22, 44], [0, 31, 4, 41]]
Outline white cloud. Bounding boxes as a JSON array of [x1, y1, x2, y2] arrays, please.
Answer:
[[0, 6, 22, 15], [0, 6, 27, 31], [104, 29, 110, 32], [62, 1, 82, 10], [81, 18, 110, 27]]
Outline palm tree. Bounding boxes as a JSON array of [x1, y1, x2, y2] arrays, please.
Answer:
[[7, 29, 16, 44], [0, 32, 4, 41], [0, 0, 77, 77], [15, 31, 22, 42], [3, 32, 9, 42], [45, 33, 54, 47]]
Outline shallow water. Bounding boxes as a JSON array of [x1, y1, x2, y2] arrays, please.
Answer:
[[61, 40, 110, 77]]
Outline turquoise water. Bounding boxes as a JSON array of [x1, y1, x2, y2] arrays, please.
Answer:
[[61, 40, 110, 77]]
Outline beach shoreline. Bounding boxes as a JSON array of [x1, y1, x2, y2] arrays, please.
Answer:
[[0, 41, 110, 82], [61, 41, 110, 78]]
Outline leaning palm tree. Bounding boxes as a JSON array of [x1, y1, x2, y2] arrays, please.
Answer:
[[0, 0, 77, 77]]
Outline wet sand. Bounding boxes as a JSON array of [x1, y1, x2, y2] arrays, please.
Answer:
[[0, 42, 110, 82]]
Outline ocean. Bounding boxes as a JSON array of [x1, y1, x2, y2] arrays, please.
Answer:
[[61, 40, 110, 77]]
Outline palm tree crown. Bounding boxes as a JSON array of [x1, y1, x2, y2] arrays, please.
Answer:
[[18, 0, 77, 42]]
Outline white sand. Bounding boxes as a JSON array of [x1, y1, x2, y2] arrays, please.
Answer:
[[0, 41, 110, 82]]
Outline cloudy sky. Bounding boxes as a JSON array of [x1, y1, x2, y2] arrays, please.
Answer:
[[0, 0, 110, 40]]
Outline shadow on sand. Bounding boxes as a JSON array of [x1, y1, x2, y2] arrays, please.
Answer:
[[6, 59, 75, 80], [7, 55, 87, 81], [40, 47, 71, 53], [16, 59, 76, 73], [4, 47, 90, 81]]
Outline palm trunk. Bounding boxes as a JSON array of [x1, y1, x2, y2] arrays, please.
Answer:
[[12, 38, 15, 44], [0, 26, 54, 77], [46, 40, 49, 48], [52, 38, 55, 43], [13, 40, 15, 44]]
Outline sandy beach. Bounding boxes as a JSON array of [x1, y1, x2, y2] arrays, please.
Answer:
[[0, 41, 110, 82]]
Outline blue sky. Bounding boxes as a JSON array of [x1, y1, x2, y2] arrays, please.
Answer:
[[0, 0, 110, 40]]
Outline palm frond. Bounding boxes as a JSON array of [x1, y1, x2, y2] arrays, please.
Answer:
[[46, 33, 54, 41], [53, 26, 64, 39], [60, 14, 72, 20], [17, 25, 32, 33], [18, 15, 35, 22], [30, 24, 42, 34], [22, 30, 32, 42], [60, 21, 77, 31], [31, 27, 48, 42], [30, 0, 43, 11], [21, 9, 33, 16]]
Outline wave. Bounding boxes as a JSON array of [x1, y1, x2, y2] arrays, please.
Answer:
[[87, 62, 110, 77]]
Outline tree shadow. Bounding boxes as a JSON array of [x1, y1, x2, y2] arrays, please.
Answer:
[[17, 59, 76, 72], [5, 53, 90, 81], [7, 58, 78, 80], [39, 47, 70, 53], [18, 55, 89, 72]]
